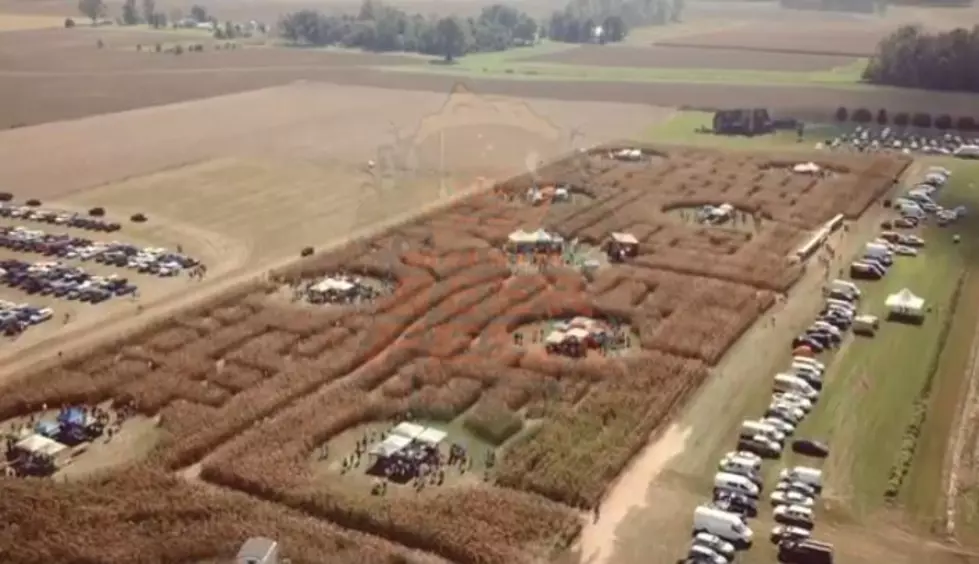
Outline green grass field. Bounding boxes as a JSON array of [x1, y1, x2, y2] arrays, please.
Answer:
[[640, 111, 850, 150], [376, 43, 870, 87], [774, 160, 979, 526]]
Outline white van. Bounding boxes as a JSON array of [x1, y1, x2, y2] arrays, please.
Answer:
[[692, 505, 754, 546], [793, 357, 825, 372], [829, 279, 860, 299], [773, 374, 818, 399], [715, 472, 761, 498], [778, 466, 823, 491], [740, 420, 786, 443]]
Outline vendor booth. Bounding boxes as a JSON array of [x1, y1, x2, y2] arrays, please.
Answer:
[[885, 288, 926, 324]]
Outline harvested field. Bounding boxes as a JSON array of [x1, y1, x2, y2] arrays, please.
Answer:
[[0, 144, 909, 563], [653, 20, 890, 57], [527, 44, 858, 72], [3, 28, 979, 131]]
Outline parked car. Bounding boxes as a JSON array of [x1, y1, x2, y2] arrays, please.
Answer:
[[770, 490, 815, 508], [692, 533, 736, 559], [770, 525, 811, 544], [792, 439, 830, 458], [776, 480, 819, 498], [773, 504, 814, 529]]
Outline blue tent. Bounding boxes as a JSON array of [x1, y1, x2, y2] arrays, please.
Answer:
[[34, 420, 61, 438], [57, 407, 86, 428]]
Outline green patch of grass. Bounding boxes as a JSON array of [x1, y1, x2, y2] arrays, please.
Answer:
[[378, 55, 870, 88], [639, 111, 849, 150], [778, 161, 979, 520]]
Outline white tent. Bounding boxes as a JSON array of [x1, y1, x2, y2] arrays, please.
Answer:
[[15, 433, 66, 458], [529, 229, 552, 243], [369, 434, 412, 457], [611, 232, 639, 245], [416, 428, 447, 446], [311, 278, 355, 294], [885, 288, 925, 318], [545, 331, 566, 345], [507, 230, 534, 244], [793, 162, 821, 174], [391, 422, 425, 440], [565, 327, 591, 340]]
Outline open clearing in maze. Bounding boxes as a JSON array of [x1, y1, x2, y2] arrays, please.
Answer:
[[0, 141, 908, 563]]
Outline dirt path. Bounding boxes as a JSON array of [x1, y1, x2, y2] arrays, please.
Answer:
[[577, 181, 896, 564]]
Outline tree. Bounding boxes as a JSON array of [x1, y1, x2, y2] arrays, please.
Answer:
[[672, 0, 685, 22], [435, 16, 465, 61], [141, 0, 155, 24], [78, 0, 106, 23], [851, 108, 873, 123], [122, 0, 139, 25], [834, 106, 848, 122], [190, 4, 208, 22], [603, 15, 625, 42], [876, 108, 888, 125], [512, 15, 538, 44]]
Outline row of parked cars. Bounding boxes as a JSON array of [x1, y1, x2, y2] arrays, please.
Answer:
[[0, 299, 53, 336], [0, 225, 199, 277], [0, 203, 120, 232], [0, 260, 137, 303], [681, 280, 868, 563]]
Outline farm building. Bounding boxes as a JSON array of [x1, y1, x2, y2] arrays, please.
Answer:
[[607, 232, 639, 261], [506, 229, 565, 254], [885, 288, 925, 323]]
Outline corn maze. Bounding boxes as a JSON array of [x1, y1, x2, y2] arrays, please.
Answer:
[[0, 145, 910, 563]]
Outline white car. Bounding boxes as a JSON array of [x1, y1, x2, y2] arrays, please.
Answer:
[[771, 524, 811, 543], [768, 403, 805, 422], [770, 490, 814, 508], [774, 504, 814, 526], [688, 544, 727, 564], [721, 451, 762, 466], [762, 417, 795, 436], [775, 480, 818, 497], [894, 245, 918, 256], [693, 532, 735, 558], [772, 393, 812, 412], [30, 308, 53, 324]]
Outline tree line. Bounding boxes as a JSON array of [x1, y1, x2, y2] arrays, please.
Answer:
[[863, 24, 979, 92], [547, 0, 684, 44], [834, 106, 979, 131], [278, 1, 538, 60]]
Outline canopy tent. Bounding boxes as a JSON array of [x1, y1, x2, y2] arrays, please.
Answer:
[[507, 230, 535, 244], [391, 422, 425, 440], [545, 331, 566, 345], [310, 278, 356, 294], [34, 421, 61, 438], [886, 288, 925, 318], [565, 327, 591, 341], [415, 428, 447, 446], [58, 406, 87, 427], [610, 232, 639, 245], [793, 162, 821, 174], [15, 434, 66, 458], [369, 434, 412, 457]]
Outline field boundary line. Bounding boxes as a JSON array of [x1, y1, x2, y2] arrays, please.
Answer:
[[943, 273, 979, 538], [650, 41, 873, 59]]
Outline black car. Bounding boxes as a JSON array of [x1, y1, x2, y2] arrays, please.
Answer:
[[792, 439, 830, 458]]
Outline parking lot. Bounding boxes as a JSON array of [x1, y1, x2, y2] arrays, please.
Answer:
[[0, 211, 205, 343]]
